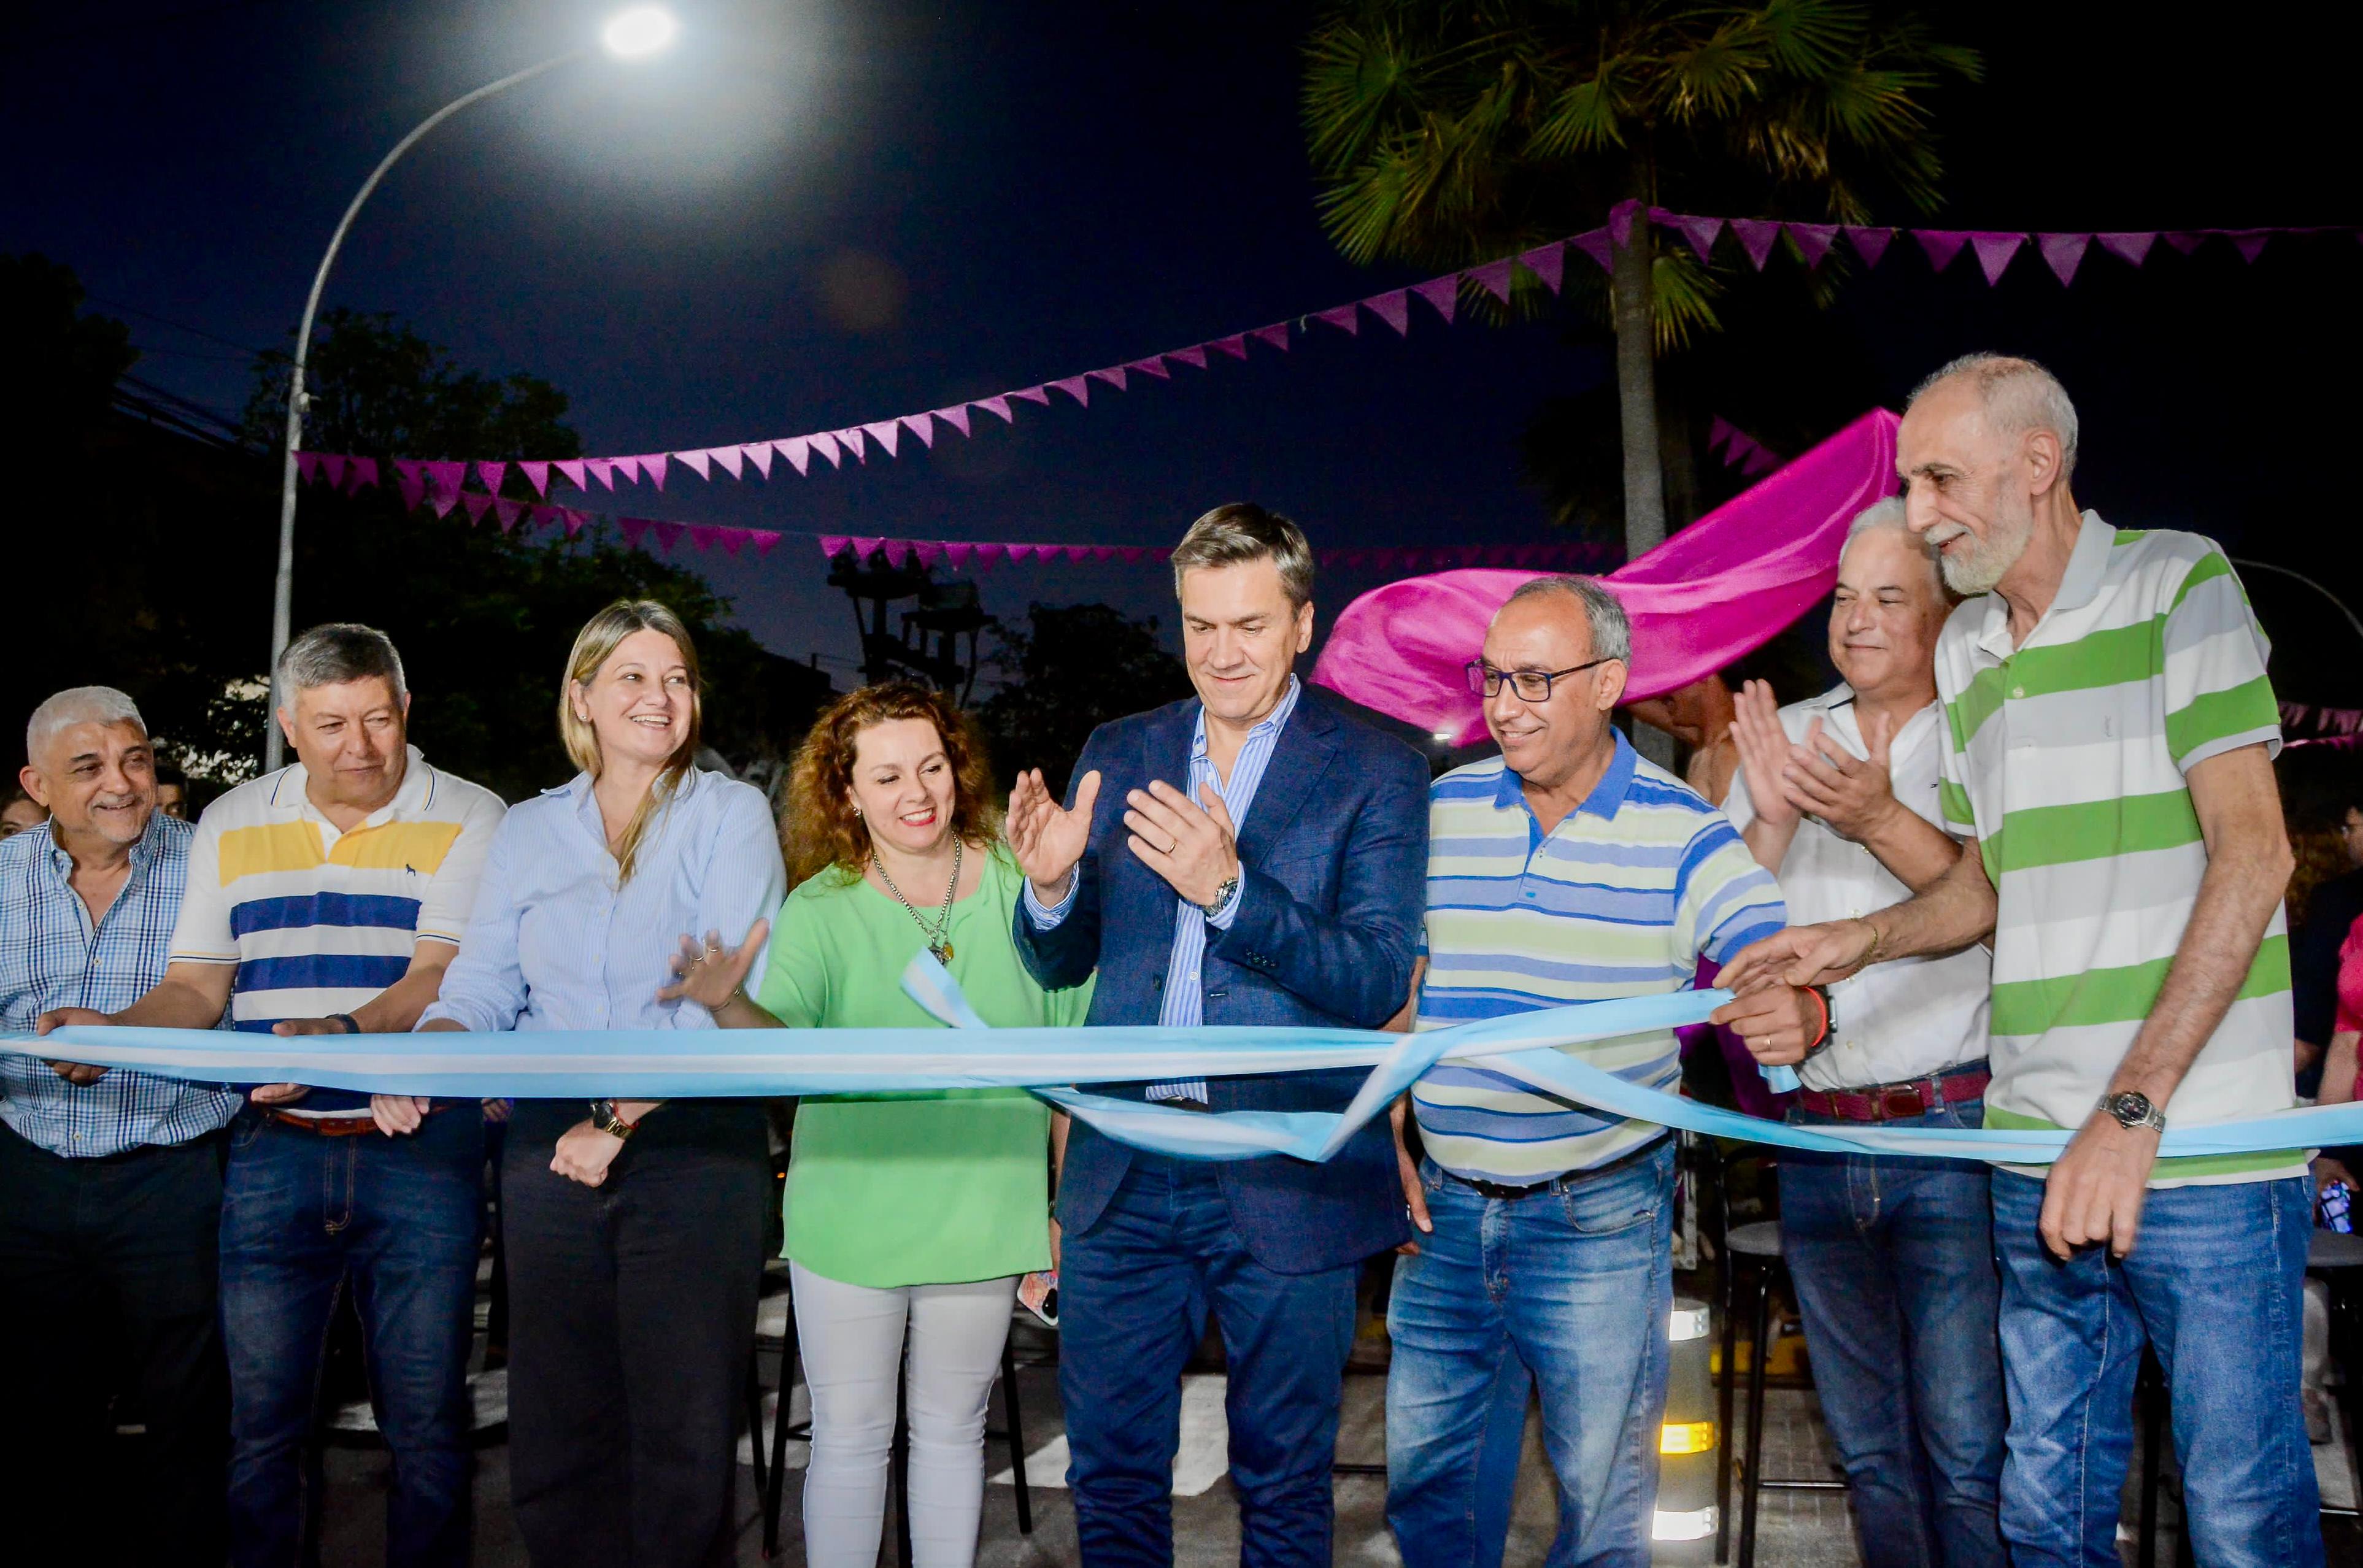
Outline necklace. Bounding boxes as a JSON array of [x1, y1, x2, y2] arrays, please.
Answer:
[[872, 837, 962, 964]]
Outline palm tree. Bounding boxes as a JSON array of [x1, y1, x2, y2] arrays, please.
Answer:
[[1302, 0, 1978, 559]]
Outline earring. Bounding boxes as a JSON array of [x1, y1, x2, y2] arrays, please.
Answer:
[[853, 805, 863, 817]]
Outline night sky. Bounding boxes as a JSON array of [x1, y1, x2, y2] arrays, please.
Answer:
[[7, 0, 2360, 701]]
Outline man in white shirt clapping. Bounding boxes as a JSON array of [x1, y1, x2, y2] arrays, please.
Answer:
[[1723, 499, 2005, 1568]]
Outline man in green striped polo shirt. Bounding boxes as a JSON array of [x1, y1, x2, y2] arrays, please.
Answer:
[[1723, 355, 2320, 1566]]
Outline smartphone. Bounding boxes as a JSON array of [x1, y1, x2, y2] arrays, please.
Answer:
[[2323, 1180, 2353, 1235], [1018, 1269, 1059, 1327]]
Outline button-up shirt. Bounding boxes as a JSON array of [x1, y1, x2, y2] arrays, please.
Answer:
[[1025, 675, 1302, 1101], [0, 813, 242, 1157], [1722, 684, 1991, 1092], [419, 769, 785, 1037]]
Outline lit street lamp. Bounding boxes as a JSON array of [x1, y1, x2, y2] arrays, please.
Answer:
[[264, 7, 680, 771]]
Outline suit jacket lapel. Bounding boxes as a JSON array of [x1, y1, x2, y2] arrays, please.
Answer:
[[1232, 695, 1336, 864]]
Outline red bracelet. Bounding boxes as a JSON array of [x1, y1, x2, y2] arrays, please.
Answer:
[[1802, 985, 1832, 1051]]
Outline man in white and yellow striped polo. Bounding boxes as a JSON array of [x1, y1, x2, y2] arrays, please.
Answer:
[[1724, 355, 2319, 1566]]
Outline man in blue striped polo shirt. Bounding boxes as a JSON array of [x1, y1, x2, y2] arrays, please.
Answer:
[[46, 625, 503, 1568], [1386, 576, 1811, 1567]]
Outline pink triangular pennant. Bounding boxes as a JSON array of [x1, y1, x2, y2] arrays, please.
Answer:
[[1971, 232, 2024, 284], [2097, 231, 2157, 266], [519, 460, 552, 496], [932, 405, 971, 437], [861, 420, 901, 458], [972, 543, 1005, 566], [1049, 377, 1090, 406], [1667, 212, 1723, 263], [739, 442, 773, 478], [708, 446, 743, 479], [1012, 386, 1054, 405], [609, 456, 642, 485], [1166, 345, 1209, 370], [819, 534, 852, 557], [977, 396, 1016, 422], [1249, 323, 1290, 352], [1467, 258, 1514, 302], [428, 486, 459, 520], [2223, 229, 2271, 263], [776, 437, 812, 475], [912, 541, 946, 568], [393, 459, 425, 510], [752, 531, 781, 558], [718, 531, 747, 558], [1125, 356, 1171, 379], [638, 454, 668, 489], [1916, 229, 1972, 273], [1519, 244, 1565, 293], [345, 456, 379, 493], [943, 542, 974, 567], [586, 458, 615, 490], [296, 452, 323, 485], [1365, 290, 1410, 336], [688, 525, 724, 552], [563, 509, 590, 537], [2037, 233, 2091, 286], [900, 412, 936, 448], [1608, 199, 1640, 247], [1569, 229, 1616, 273], [425, 461, 467, 499], [1786, 223, 1839, 269], [474, 460, 507, 494], [1091, 545, 1117, 562], [1729, 218, 1781, 270], [1846, 226, 1894, 267], [1314, 304, 1360, 336], [493, 497, 523, 532], [1411, 276, 1459, 323], [320, 454, 348, 490], [673, 450, 711, 480], [652, 522, 684, 551], [836, 429, 866, 462], [1707, 416, 1737, 456], [806, 431, 840, 467], [554, 458, 587, 490], [1087, 367, 1127, 391], [461, 492, 494, 526], [620, 518, 652, 547], [1121, 547, 1147, 564], [2164, 231, 2205, 255], [1208, 334, 1250, 359]]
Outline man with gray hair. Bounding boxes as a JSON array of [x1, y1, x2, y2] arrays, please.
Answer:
[[1, 685, 236, 1561], [1722, 500, 2004, 1567], [1385, 575, 1805, 1564], [42, 625, 506, 1568], [1722, 356, 2318, 1563]]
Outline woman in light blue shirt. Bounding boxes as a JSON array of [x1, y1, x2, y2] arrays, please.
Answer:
[[420, 600, 784, 1568]]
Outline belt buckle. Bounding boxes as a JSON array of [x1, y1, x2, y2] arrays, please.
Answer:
[[1879, 1086, 1925, 1121]]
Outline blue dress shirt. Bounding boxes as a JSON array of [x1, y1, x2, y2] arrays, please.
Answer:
[[420, 769, 785, 1037]]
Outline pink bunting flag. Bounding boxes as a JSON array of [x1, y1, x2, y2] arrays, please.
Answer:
[[620, 519, 651, 547], [819, 535, 855, 557], [609, 456, 642, 485], [2037, 233, 2092, 286], [1971, 232, 2024, 284], [1568, 229, 1616, 273], [1006, 544, 1036, 563], [739, 442, 774, 478], [777, 437, 812, 475], [2164, 231, 2205, 255], [321, 454, 348, 490], [1166, 345, 1209, 370], [1365, 290, 1411, 336], [977, 395, 1016, 422], [1846, 226, 1894, 267], [1314, 304, 1360, 336], [2097, 231, 2157, 266], [461, 492, 494, 526], [428, 486, 460, 520], [753, 531, 782, 558], [900, 412, 936, 448], [945, 542, 975, 567], [638, 455, 669, 490], [1091, 545, 1117, 562], [425, 461, 467, 500], [345, 456, 379, 493], [673, 450, 712, 480], [1050, 376, 1090, 407], [586, 458, 616, 490], [1662, 211, 1723, 263], [2223, 228, 2272, 263], [861, 420, 900, 458], [913, 541, 946, 568], [1126, 356, 1171, 379], [519, 461, 551, 496], [806, 432, 840, 468], [493, 497, 523, 532], [563, 509, 590, 537], [1916, 229, 1972, 273], [1249, 323, 1290, 352], [1608, 199, 1640, 247], [972, 543, 1006, 567], [1410, 276, 1458, 324], [1519, 244, 1565, 293], [1729, 218, 1782, 270], [1087, 367, 1128, 392], [837, 429, 866, 462], [1012, 385, 1054, 405], [1707, 417, 1737, 456], [1466, 258, 1515, 302], [1208, 334, 1250, 359], [296, 452, 323, 485], [709, 445, 743, 479], [652, 522, 684, 551], [394, 459, 425, 510], [688, 525, 723, 552], [474, 461, 507, 494], [719, 531, 749, 558], [1786, 223, 1839, 269], [555, 459, 587, 490], [933, 405, 972, 437]]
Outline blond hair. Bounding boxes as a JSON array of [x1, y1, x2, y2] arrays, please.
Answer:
[[558, 600, 703, 883]]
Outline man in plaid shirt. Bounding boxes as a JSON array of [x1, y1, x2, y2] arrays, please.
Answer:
[[0, 686, 237, 1561]]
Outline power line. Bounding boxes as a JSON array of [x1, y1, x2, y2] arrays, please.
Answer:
[[82, 291, 268, 353]]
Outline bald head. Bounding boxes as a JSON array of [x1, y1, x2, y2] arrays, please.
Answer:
[[1909, 353, 2079, 484]]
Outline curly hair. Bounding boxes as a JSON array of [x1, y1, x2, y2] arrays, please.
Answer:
[[783, 682, 1004, 886]]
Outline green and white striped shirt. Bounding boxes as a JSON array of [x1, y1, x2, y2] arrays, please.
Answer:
[[1934, 511, 2297, 1185]]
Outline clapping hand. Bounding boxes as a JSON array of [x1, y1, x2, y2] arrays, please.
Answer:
[[1729, 680, 1798, 829], [657, 920, 771, 1012], [1783, 712, 1900, 844], [1124, 782, 1242, 909], [1007, 768, 1101, 904]]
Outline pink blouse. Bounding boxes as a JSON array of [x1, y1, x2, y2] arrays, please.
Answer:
[[2340, 914, 2363, 1037]]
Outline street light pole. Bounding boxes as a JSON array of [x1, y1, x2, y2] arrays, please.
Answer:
[[263, 6, 681, 771]]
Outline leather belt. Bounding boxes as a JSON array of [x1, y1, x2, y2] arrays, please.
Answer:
[[1159, 1097, 1212, 1114], [1797, 1065, 1990, 1124], [266, 1104, 446, 1136]]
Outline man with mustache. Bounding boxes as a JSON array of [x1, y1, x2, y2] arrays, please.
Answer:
[[1721, 355, 2317, 1565]]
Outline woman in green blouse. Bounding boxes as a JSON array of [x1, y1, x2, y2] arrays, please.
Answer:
[[667, 681, 1087, 1568]]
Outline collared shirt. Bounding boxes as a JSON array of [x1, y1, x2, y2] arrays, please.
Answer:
[[0, 813, 241, 1157], [169, 745, 506, 1116], [1023, 676, 1301, 1102], [1413, 732, 1786, 1183], [1723, 685, 1991, 1091], [1933, 510, 2294, 1185], [419, 768, 785, 1037]]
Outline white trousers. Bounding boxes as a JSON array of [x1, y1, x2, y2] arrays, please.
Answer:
[[790, 1262, 1017, 1568]]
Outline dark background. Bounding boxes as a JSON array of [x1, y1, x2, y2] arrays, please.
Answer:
[[5, 0, 2359, 707]]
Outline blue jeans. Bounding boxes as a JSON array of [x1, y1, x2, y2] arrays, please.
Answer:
[[1992, 1168, 2323, 1567], [219, 1106, 485, 1568], [1781, 1099, 2005, 1568], [1058, 1154, 1359, 1567], [1386, 1140, 1675, 1568]]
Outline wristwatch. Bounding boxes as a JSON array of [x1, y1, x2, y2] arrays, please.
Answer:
[[1197, 875, 1241, 922], [2102, 1090, 2166, 1135], [589, 1099, 639, 1140]]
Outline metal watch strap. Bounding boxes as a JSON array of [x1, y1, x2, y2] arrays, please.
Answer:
[[590, 1099, 636, 1139], [1198, 875, 1241, 921]]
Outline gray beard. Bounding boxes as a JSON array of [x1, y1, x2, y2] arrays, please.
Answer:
[[1938, 520, 2032, 596]]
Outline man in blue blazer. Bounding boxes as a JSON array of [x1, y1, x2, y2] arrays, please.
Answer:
[[1007, 503, 1428, 1567]]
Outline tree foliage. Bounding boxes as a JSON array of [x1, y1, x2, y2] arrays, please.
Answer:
[[977, 604, 1192, 796]]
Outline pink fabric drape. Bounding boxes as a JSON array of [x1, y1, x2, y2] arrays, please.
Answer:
[[1311, 409, 1902, 745]]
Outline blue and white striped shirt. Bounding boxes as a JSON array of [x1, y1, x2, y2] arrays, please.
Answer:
[[0, 813, 242, 1157], [1026, 676, 1302, 1101], [419, 769, 785, 1039], [1413, 733, 1785, 1182]]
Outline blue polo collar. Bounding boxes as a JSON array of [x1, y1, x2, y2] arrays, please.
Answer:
[[1495, 729, 1639, 824]]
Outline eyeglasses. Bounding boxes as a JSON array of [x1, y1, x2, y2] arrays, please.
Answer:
[[1465, 657, 1615, 702]]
